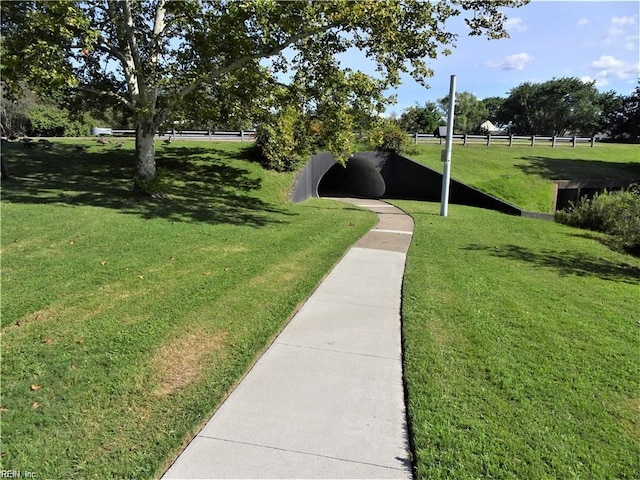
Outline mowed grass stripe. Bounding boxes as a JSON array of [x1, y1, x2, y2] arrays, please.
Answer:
[[0, 140, 376, 479], [395, 200, 640, 479], [407, 143, 640, 213]]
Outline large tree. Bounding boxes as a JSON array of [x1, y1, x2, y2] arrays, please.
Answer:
[[481, 96, 505, 125], [398, 101, 443, 133], [438, 91, 488, 134], [600, 84, 640, 143], [497, 77, 611, 137], [1, 0, 527, 194]]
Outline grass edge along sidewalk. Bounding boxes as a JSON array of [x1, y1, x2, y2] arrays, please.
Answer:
[[395, 200, 640, 480], [1, 139, 638, 478], [0, 140, 377, 479]]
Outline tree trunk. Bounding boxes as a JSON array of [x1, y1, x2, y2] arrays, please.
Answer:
[[1, 154, 10, 180], [134, 116, 157, 195]]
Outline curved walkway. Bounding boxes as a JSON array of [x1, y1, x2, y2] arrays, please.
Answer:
[[162, 198, 414, 479]]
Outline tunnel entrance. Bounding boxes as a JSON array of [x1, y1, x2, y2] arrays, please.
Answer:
[[317, 156, 386, 198], [292, 151, 523, 216]]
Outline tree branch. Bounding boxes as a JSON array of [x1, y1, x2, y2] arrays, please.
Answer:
[[79, 85, 132, 109], [176, 26, 335, 101], [107, 1, 140, 100], [94, 37, 129, 66], [150, 0, 167, 66], [122, 0, 143, 75]]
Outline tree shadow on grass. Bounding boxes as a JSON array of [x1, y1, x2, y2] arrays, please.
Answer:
[[463, 243, 640, 285], [1, 143, 294, 227], [516, 156, 640, 181]]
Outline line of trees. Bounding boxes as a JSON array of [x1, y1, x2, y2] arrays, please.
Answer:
[[1, 0, 527, 194], [394, 78, 640, 142]]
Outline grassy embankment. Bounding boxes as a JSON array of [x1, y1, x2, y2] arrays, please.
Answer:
[[396, 200, 640, 479], [408, 142, 640, 212], [0, 139, 375, 478], [398, 142, 639, 478], [1, 139, 638, 478]]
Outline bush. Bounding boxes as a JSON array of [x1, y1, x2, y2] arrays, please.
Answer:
[[556, 185, 640, 255], [26, 105, 93, 137], [27, 105, 69, 136], [255, 106, 309, 172], [369, 121, 412, 155]]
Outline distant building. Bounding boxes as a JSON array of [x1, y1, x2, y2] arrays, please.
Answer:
[[479, 120, 503, 134]]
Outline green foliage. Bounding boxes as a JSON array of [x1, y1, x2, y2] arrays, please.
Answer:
[[318, 108, 357, 164], [25, 104, 92, 136], [255, 106, 309, 172], [601, 84, 640, 143], [398, 101, 443, 133], [498, 77, 608, 136], [23, 105, 66, 136], [1, 88, 35, 136], [438, 91, 488, 134], [556, 186, 640, 255], [1, 0, 528, 188], [255, 80, 358, 171], [369, 120, 412, 155], [481, 96, 505, 124]]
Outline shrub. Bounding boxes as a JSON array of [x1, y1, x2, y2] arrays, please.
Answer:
[[556, 185, 640, 255], [369, 121, 412, 155], [255, 106, 309, 172], [27, 105, 69, 136], [26, 105, 93, 136]]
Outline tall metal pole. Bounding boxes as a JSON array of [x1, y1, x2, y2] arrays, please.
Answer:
[[440, 75, 456, 217]]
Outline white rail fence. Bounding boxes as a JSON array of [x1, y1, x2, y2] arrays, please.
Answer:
[[93, 127, 257, 141], [410, 132, 597, 147], [93, 127, 597, 147]]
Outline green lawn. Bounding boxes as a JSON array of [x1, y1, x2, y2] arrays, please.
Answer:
[[395, 200, 640, 479], [407, 143, 640, 213], [0, 139, 376, 479], [2, 139, 638, 478]]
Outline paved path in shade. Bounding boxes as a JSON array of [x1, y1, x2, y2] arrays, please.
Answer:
[[162, 198, 414, 479]]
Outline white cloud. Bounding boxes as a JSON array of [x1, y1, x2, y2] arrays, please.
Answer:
[[576, 18, 589, 27], [611, 16, 636, 27], [590, 55, 639, 81], [624, 34, 639, 51], [603, 16, 637, 44], [580, 76, 608, 87], [606, 26, 624, 39], [504, 17, 528, 33], [487, 53, 534, 71], [591, 55, 624, 70]]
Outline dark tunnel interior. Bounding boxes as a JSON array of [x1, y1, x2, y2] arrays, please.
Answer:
[[317, 156, 386, 198]]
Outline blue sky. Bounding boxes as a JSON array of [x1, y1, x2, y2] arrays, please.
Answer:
[[368, 0, 639, 115]]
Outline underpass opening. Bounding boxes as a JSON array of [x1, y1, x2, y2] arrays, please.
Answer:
[[318, 156, 386, 199]]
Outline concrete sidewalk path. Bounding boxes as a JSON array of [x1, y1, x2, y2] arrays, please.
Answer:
[[162, 198, 414, 479]]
